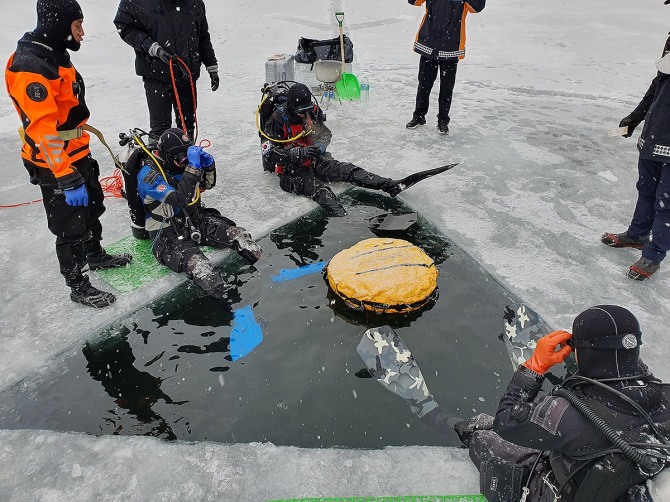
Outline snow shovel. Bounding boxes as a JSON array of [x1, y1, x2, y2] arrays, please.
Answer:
[[334, 12, 360, 100]]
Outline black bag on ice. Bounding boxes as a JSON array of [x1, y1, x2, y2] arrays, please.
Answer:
[[295, 35, 354, 64]]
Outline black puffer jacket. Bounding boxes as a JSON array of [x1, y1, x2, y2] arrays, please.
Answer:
[[409, 0, 485, 61], [114, 0, 217, 83], [630, 73, 670, 162]]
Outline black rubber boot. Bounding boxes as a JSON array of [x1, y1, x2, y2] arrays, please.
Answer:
[[313, 186, 346, 216], [87, 250, 133, 270], [349, 168, 397, 196], [69, 276, 116, 308], [406, 116, 426, 129]]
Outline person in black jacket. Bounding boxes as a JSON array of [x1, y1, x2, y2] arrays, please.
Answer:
[[114, 0, 219, 140], [406, 0, 485, 135], [601, 34, 670, 281], [459, 305, 670, 502]]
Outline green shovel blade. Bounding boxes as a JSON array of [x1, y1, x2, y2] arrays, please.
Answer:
[[336, 72, 360, 100]]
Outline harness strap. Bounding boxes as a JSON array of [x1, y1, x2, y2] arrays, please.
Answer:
[[18, 124, 124, 170]]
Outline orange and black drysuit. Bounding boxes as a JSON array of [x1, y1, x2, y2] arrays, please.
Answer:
[[409, 0, 486, 125], [5, 32, 107, 285], [261, 104, 398, 216]]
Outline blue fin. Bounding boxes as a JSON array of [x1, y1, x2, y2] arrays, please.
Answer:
[[229, 305, 263, 361], [272, 261, 327, 283]]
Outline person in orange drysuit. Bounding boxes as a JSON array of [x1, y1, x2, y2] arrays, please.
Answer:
[[5, 0, 132, 308]]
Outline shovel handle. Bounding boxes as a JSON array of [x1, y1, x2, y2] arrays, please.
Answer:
[[335, 12, 346, 70]]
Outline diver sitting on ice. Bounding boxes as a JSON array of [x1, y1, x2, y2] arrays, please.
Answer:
[[259, 82, 455, 216], [135, 128, 261, 298]]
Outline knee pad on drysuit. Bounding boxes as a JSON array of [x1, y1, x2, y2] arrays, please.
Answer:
[[313, 186, 346, 216], [226, 226, 262, 264], [152, 232, 201, 273]]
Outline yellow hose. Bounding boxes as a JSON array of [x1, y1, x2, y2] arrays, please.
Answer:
[[134, 135, 200, 206], [255, 92, 313, 143]]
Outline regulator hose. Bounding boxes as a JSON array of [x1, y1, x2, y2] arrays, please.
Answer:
[[552, 387, 665, 477]]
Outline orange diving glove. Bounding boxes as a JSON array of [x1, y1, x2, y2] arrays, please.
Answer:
[[523, 330, 573, 375]]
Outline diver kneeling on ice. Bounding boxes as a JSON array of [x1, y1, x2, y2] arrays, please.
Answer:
[[362, 306, 670, 501], [136, 128, 261, 298], [260, 83, 455, 216]]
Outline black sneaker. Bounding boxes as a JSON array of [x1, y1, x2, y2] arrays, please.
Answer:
[[87, 250, 133, 270], [406, 116, 426, 129], [437, 119, 449, 135], [70, 278, 116, 308], [601, 232, 650, 250], [627, 257, 660, 281]]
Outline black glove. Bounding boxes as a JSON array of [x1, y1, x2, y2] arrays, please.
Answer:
[[289, 145, 323, 162], [209, 71, 219, 91], [286, 147, 310, 164], [149, 43, 173, 65], [619, 114, 643, 138], [157, 47, 172, 65]]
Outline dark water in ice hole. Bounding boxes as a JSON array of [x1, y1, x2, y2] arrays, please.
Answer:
[[0, 189, 523, 448]]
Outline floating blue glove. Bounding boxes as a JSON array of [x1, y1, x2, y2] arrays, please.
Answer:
[[186, 145, 204, 169], [272, 261, 327, 283], [64, 184, 89, 207], [200, 151, 214, 168]]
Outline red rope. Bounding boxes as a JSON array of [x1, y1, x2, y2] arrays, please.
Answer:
[[1, 170, 123, 209], [0, 198, 43, 208], [99, 169, 125, 198], [169, 57, 199, 142]]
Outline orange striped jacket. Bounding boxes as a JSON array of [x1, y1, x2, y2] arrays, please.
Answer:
[[5, 33, 91, 188], [410, 0, 485, 61]]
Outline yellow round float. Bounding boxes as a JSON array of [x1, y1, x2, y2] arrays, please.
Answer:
[[326, 238, 438, 314]]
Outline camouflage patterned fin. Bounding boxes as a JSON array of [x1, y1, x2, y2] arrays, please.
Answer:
[[502, 303, 551, 371], [356, 325, 438, 418]]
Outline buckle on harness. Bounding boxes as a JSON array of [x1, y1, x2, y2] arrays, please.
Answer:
[[184, 215, 201, 244], [58, 127, 84, 141], [542, 473, 561, 501], [519, 486, 530, 502]]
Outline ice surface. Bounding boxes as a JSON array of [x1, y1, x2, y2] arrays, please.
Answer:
[[1, 0, 669, 499]]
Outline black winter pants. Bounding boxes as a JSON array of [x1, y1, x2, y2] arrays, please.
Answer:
[[144, 78, 198, 138], [150, 209, 257, 296], [30, 156, 106, 286], [413, 57, 458, 124], [279, 157, 395, 215], [628, 157, 670, 263], [150, 210, 237, 273]]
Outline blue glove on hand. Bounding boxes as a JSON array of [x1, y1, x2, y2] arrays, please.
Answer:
[[200, 151, 214, 168], [64, 184, 89, 207], [187, 146, 204, 169], [312, 141, 326, 155]]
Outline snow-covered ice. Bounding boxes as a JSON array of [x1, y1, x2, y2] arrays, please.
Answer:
[[1, 0, 669, 500]]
